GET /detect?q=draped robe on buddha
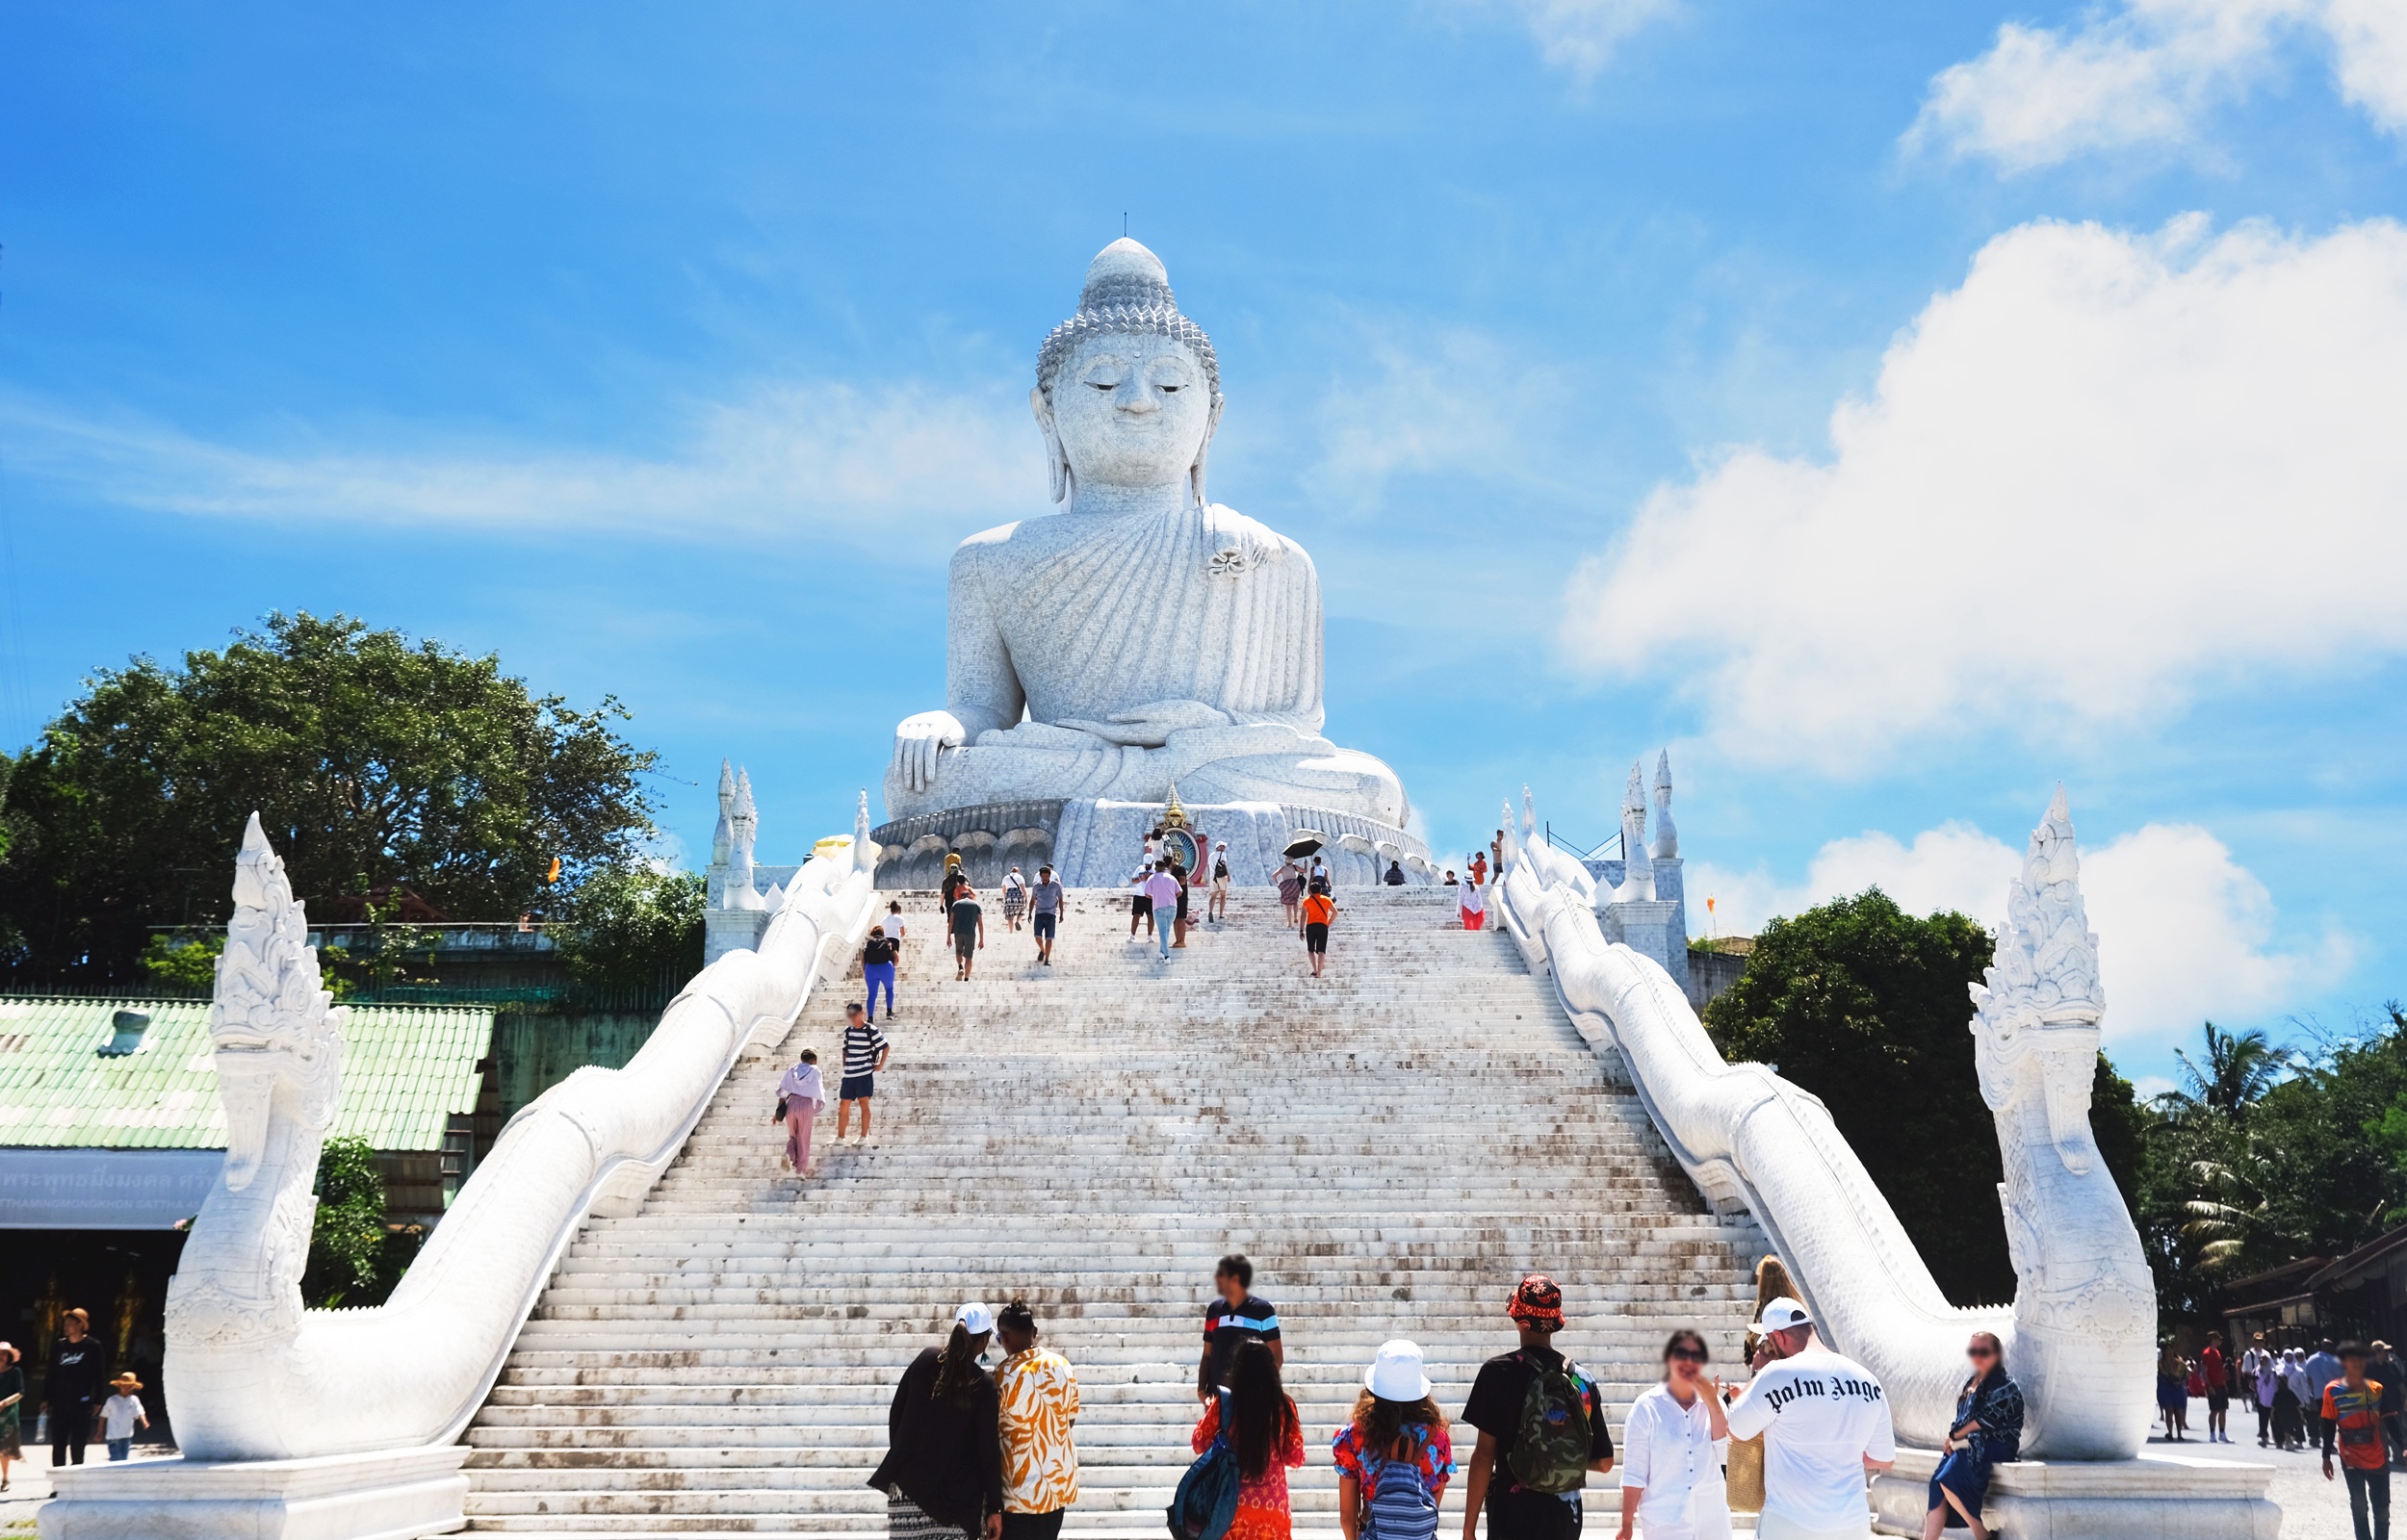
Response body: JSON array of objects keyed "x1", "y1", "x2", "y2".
[{"x1": 880, "y1": 501, "x2": 1406, "y2": 825}]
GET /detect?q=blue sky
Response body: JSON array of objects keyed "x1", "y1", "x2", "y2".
[{"x1": 3, "y1": 1, "x2": 2402, "y2": 1086}]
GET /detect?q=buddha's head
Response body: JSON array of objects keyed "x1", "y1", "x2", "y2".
[{"x1": 1033, "y1": 239, "x2": 1224, "y2": 507}]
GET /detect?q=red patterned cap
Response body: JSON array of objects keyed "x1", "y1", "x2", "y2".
[{"x1": 1509, "y1": 1273, "x2": 1564, "y2": 1329}]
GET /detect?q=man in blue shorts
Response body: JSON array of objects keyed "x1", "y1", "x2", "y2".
[
  {"x1": 837, "y1": 1002, "x2": 890, "y2": 1141},
  {"x1": 1030, "y1": 864, "x2": 1064, "y2": 967}
]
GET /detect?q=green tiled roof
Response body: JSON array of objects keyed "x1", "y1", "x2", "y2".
[{"x1": 0, "y1": 996, "x2": 495, "y2": 1154}]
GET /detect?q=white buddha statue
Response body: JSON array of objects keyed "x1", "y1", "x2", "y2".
[{"x1": 883, "y1": 239, "x2": 1409, "y2": 830}]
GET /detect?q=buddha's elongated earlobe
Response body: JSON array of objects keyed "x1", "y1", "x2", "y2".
[
  {"x1": 1191, "y1": 393, "x2": 1224, "y2": 509},
  {"x1": 1031, "y1": 385, "x2": 1071, "y2": 504}
]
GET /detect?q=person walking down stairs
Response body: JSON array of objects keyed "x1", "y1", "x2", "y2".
[
  {"x1": 1334, "y1": 1340, "x2": 1455, "y2": 1540},
  {"x1": 1192, "y1": 1340, "x2": 1306, "y2": 1540},
  {"x1": 775, "y1": 1047, "x2": 825, "y2": 1175},
  {"x1": 838, "y1": 1004, "x2": 891, "y2": 1142},
  {"x1": 1029, "y1": 864, "x2": 1064, "y2": 966},
  {"x1": 952, "y1": 885, "x2": 987, "y2": 982},
  {"x1": 870, "y1": 1302, "x2": 1004, "y2": 1540},
  {"x1": 995, "y1": 1298, "x2": 1080, "y2": 1540}
]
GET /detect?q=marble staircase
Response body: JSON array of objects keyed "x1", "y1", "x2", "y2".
[{"x1": 461, "y1": 886, "x2": 1767, "y2": 1537}]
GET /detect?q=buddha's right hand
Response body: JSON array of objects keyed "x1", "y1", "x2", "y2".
[{"x1": 892, "y1": 710, "x2": 966, "y2": 792}]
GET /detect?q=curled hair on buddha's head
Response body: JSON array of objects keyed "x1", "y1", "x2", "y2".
[{"x1": 1035, "y1": 240, "x2": 1221, "y2": 406}]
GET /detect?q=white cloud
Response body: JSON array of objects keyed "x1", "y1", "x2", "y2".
[
  {"x1": 0, "y1": 380, "x2": 1042, "y2": 552},
  {"x1": 1908, "y1": 0, "x2": 2407, "y2": 169},
  {"x1": 1560, "y1": 216, "x2": 2407, "y2": 772},
  {"x1": 1688, "y1": 815, "x2": 2345, "y2": 1056},
  {"x1": 1450, "y1": 0, "x2": 1677, "y2": 79}
]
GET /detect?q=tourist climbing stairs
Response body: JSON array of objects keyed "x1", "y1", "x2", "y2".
[{"x1": 461, "y1": 886, "x2": 1767, "y2": 1536}]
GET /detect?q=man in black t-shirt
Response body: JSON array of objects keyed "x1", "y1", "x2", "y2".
[
  {"x1": 1197, "y1": 1253, "x2": 1282, "y2": 1399},
  {"x1": 1460, "y1": 1274, "x2": 1614, "y2": 1540},
  {"x1": 949, "y1": 886, "x2": 986, "y2": 982},
  {"x1": 42, "y1": 1307, "x2": 107, "y2": 1466}
]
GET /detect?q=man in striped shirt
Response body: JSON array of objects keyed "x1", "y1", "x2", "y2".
[{"x1": 836, "y1": 1003, "x2": 891, "y2": 1141}]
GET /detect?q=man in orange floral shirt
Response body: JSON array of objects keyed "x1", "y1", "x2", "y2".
[{"x1": 996, "y1": 1299, "x2": 1081, "y2": 1540}]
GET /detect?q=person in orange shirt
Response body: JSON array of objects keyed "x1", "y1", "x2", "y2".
[
  {"x1": 995, "y1": 1299, "x2": 1080, "y2": 1540},
  {"x1": 1301, "y1": 884, "x2": 1337, "y2": 979},
  {"x1": 2323, "y1": 1342, "x2": 2390, "y2": 1540}
]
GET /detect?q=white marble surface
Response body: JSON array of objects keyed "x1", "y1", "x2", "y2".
[{"x1": 884, "y1": 239, "x2": 1406, "y2": 829}]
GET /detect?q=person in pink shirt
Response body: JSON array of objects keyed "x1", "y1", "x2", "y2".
[{"x1": 1144, "y1": 861, "x2": 1183, "y2": 961}]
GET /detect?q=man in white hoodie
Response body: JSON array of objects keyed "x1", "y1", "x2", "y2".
[{"x1": 1723, "y1": 1298, "x2": 1895, "y2": 1540}]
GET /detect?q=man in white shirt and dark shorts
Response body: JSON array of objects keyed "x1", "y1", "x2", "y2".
[{"x1": 1723, "y1": 1297, "x2": 1895, "y2": 1540}]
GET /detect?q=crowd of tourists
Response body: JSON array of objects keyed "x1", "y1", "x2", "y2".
[{"x1": 864, "y1": 1261, "x2": 1955, "y2": 1540}]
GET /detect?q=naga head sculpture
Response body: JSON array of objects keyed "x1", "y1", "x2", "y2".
[
  {"x1": 212, "y1": 812, "x2": 347, "y2": 1191},
  {"x1": 1969, "y1": 785, "x2": 2106, "y2": 1174}
]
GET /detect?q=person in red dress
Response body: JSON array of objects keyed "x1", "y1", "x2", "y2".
[{"x1": 1192, "y1": 1340, "x2": 1306, "y2": 1540}]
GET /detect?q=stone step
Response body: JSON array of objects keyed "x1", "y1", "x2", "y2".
[{"x1": 462, "y1": 878, "x2": 1757, "y2": 1530}]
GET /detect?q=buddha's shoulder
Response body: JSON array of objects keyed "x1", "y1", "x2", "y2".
[{"x1": 1203, "y1": 504, "x2": 1315, "y2": 568}]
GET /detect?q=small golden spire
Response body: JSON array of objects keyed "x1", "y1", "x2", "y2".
[{"x1": 1164, "y1": 782, "x2": 1187, "y2": 830}]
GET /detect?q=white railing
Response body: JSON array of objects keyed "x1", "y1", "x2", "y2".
[
  {"x1": 1492, "y1": 791, "x2": 2156, "y2": 1459},
  {"x1": 157, "y1": 822, "x2": 881, "y2": 1462}
]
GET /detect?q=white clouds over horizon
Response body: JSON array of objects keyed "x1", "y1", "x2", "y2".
[
  {"x1": 1560, "y1": 215, "x2": 2407, "y2": 773},
  {"x1": 1908, "y1": 0, "x2": 2407, "y2": 170},
  {"x1": 0, "y1": 381, "x2": 1043, "y2": 553},
  {"x1": 1688, "y1": 813, "x2": 2347, "y2": 1058}
]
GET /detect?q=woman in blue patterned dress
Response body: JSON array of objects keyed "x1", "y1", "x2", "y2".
[{"x1": 1922, "y1": 1330, "x2": 2023, "y2": 1540}]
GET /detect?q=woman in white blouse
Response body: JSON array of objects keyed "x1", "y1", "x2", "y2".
[{"x1": 1617, "y1": 1329, "x2": 1733, "y2": 1540}]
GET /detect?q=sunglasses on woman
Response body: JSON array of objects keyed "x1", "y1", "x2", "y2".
[
  {"x1": 1968, "y1": 1348, "x2": 1998, "y2": 1360},
  {"x1": 1669, "y1": 1348, "x2": 1707, "y2": 1363}
]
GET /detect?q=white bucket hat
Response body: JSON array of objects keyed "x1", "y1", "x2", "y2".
[
  {"x1": 1364, "y1": 1338, "x2": 1433, "y2": 1400},
  {"x1": 955, "y1": 1301, "x2": 996, "y2": 1335}
]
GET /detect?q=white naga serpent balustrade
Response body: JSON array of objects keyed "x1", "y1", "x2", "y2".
[
  {"x1": 1492, "y1": 785, "x2": 2157, "y2": 1461},
  {"x1": 42, "y1": 807, "x2": 881, "y2": 1540}
]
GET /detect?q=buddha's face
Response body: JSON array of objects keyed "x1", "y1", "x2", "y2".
[{"x1": 1040, "y1": 332, "x2": 1216, "y2": 492}]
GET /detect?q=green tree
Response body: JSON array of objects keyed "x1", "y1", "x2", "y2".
[
  {"x1": 1704, "y1": 889, "x2": 2011, "y2": 1303},
  {"x1": 301, "y1": 1136, "x2": 406, "y2": 1307},
  {"x1": 2167, "y1": 1023, "x2": 2289, "y2": 1125},
  {"x1": 549, "y1": 865, "x2": 706, "y2": 996},
  {"x1": 0, "y1": 751, "x2": 23, "y2": 966},
  {"x1": 0, "y1": 612, "x2": 660, "y2": 982}
]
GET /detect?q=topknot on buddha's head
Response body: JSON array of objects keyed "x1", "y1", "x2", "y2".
[{"x1": 1036, "y1": 239, "x2": 1220, "y2": 403}]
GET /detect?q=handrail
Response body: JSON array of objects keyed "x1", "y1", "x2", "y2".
[
  {"x1": 1497, "y1": 790, "x2": 2154, "y2": 1458},
  {"x1": 154, "y1": 820, "x2": 881, "y2": 1461}
]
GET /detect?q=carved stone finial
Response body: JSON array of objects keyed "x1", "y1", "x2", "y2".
[
  {"x1": 1970, "y1": 783, "x2": 2106, "y2": 1173},
  {"x1": 1520, "y1": 785, "x2": 1537, "y2": 844},
  {"x1": 1617, "y1": 760, "x2": 1655, "y2": 902},
  {"x1": 1651, "y1": 751, "x2": 1678, "y2": 860},
  {"x1": 712, "y1": 758, "x2": 737, "y2": 867},
  {"x1": 855, "y1": 789, "x2": 874, "y2": 874},
  {"x1": 722, "y1": 767, "x2": 764, "y2": 911},
  {"x1": 165, "y1": 813, "x2": 347, "y2": 1351}
]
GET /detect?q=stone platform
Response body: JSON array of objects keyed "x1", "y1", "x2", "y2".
[{"x1": 868, "y1": 796, "x2": 1433, "y2": 888}]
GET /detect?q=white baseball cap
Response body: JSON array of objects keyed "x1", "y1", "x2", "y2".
[
  {"x1": 1760, "y1": 1296, "x2": 1812, "y2": 1331},
  {"x1": 955, "y1": 1301, "x2": 996, "y2": 1335},
  {"x1": 1363, "y1": 1339, "x2": 1433, "y2": 1401}
]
